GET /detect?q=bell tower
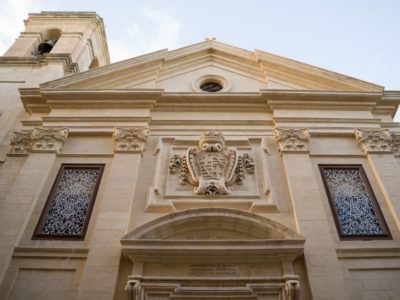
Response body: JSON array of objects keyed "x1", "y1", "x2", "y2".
[
  {"x1": 3, "y1": 11, "x2": 110, "y2": 71},
  {"x1": 0, "y1": 12, "x2": 110, "y2": 160}
]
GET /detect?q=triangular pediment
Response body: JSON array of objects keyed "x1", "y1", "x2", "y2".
[{"x1": 41, "y1": 40, "x2": 383, "y2": 92}]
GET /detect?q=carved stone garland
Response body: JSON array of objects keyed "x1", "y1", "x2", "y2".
[
  {"x1": 169, "y1": 132, "x2": 255, "y2": 195},
  {"x1": 274, "y1": 128, "x2": 310, "y2": 153},
  {"x1": 354, "y1": 128, "x2": 392, "y2": 154},
  {"x1": 113, "y1": 127, "x2": 149, "y2": 153}
]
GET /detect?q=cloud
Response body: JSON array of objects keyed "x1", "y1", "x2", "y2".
[
  {"x1": 0, "y1": 0, "x2": 47, "y2": 55},
  {"x1": 109, "y1": 6, "x2": 181, "y2": 62}
]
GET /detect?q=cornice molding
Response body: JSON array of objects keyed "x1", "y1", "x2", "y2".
[
  {"x1": 255, "y1": 49, "x2": 384, "y2": 92},
  {"x1": 0, "y1": 53, "x2": 79, "y2": 74},
  {"x1": 40, "y1": 49, "x2": 167, "y2": 89},
  {"x1": 35, "y1": 39, "x2": 386, "y2": 92}
]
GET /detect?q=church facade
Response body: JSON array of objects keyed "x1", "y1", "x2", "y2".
[{"x1": 0, "y1": 11, "x2": 400, "y2": 300}]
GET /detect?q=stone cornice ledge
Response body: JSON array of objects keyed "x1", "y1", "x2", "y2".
[
  {"x1": 0, "y1": 53, "x2": 79, "y2": 74},
  {"x1": 336, "y1": 246, "x2": 400, "y2": 259},
  {"x1": 13, "y1": 246, "x2": 89, "y2": 259},
  {"x1": 261, "y1": 89, "x2": 383, "y2": 99},
  {"x1": 20, "y1": 88, "x2": 161, "y2": 112}
]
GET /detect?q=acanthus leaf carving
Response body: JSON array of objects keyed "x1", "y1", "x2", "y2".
[
  {"x1": 31, "y1": 127, "x2": 69, "y2": 152},
  {"x1": 168, "y1": 132, "x2": 255, "y2": 195},
  {"x1": 274, "y1": 128, "x2": 310, "y2": 153},
  {"x1": 113, "y1": 127, "x2": 149, "y2": 153},
  {"x1": 354, "y1": 128, "x2": 392, "y2": 154},
  {"x1": 169, "y1": 154, "x2": 182, "y2": 174},
  {"x1": 9, "y1": 131, "x2": 33, "y2": 155},
  {"x1": 390, "y1": 132, "x2": 400, "y2": 155}
]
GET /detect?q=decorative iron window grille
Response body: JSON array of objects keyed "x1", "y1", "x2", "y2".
[
  {"x1": 33, "y1": 164, "x2": 104, "y2": 240},
  {"x1": 319, "y1": 165, "x2": 391, "y2": 240}
]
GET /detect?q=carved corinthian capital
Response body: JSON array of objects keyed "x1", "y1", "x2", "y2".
[
  {"x1": 9, "y1": 131, "x2": 33, "y2": 155},
  {"x1": 31, "y1": 127, "x2": 69, "y2": 153},
  {"x1": 274, "y1": 128, "x2": 310, "y2": 153},
  {"x1": 354, "y1": 128, "x2": 392, "y2": 154},
  {"x1": 390, "y1": 132, "x2": 400, "y2": 156},
  {"x1": 113, "y1": 127, "x2": 149, "y2": 153}
]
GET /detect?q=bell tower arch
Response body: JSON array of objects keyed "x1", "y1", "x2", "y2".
[
  {"x1": 3, "y1": 11, "x2": 110, "y2": 70},
  {"x1": 0, "y1": 11, "x2": 110, "y2": 160}
]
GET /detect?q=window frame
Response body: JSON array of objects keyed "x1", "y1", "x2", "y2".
[
  {"x1": 33, "y1": 163, "x2": 105, "y2": 241},
  {"x1": 319, "y1": 164, "x2": 391, "y2": 240}
]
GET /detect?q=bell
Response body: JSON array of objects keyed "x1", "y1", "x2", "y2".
[{"x1": 38, "y1": 40, "x2": 57, "y2": 55}]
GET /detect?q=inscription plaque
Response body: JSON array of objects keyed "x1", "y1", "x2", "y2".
[{"x1": 189, "y1": 264, "x2": 239, "y2": 276}]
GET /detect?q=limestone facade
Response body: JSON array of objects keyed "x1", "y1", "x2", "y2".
[{"x1": 0, "y1": 11, "x2": 400, "y2": 300}]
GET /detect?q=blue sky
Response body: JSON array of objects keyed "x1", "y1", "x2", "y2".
[{"x1": 1, "y1": 1, "x2": 399, "y2": 116}]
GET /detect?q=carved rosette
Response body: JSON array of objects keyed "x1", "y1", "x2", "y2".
[
  {"x1": 390, "y1": 132, "x2": 400, "y2": 156},
  {"x1": 354, "y1": 128, "x2": 392, "y2": 154},
  {"x1": 274, "y1": 128, "x2": 310, "y2": 153},
  {"x1": 168, "y1": 132, "x2": 255, "y2": 195},
  {"x1": 113, "y1": 127, "x2": 149, "y2": 153},
  {"x1": 31, "y1": 127, "x2": 69, "y2": 153},
  {"x1": 9, "y1": 131, "x2": 33, "y2": 155}
]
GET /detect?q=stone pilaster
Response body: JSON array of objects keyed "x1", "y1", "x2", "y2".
[
  {"x1": 0, "y1": 153, "x2": 57, "y2": 283},
  {"x1": 354, "y1": 128, "x2": 400, "y2": 230},
  {"x1": 77, "y1": 127, "x2": 149, "y2": 300},
  {"x1": 1, "y1": 127, "x2": 69, "y2": 281},
  {"x1": 274, "y1": 128, "x2": 349, "y2": 300}
]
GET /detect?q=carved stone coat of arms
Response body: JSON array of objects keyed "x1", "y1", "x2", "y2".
[{"x1": 169, "y1": 132, "x2": 254, "y2": 195}]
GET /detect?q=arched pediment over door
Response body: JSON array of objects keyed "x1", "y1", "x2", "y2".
[{"x1": 121, "y1": 208, "x2": 305, "y2": 300}]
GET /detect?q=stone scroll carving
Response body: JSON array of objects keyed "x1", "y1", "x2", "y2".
[
  {"x1": 113, "y1": 127, "x2": 149, "y2": 153},
  {"x1": 9, "y1": 131, "x2": 33, "y2": 155},
  {"x1": 31, "y1": 127, "x2": 69, "y2": 152},
  {"x1": 169, "y1": 132, "x2": 255, "y2": 195},
  {"x1": 274, "y1": 128, "x2": 310, "y2": 153},
  {"x1": 125, "y1": 279, "x2": 142, "y2": 300},
  {"x1": 354, "y1": 128, "x2": 392, "y2": 153},
  {"x1": 285, "y1": 279, "x2": 300, "y2": 300}
]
